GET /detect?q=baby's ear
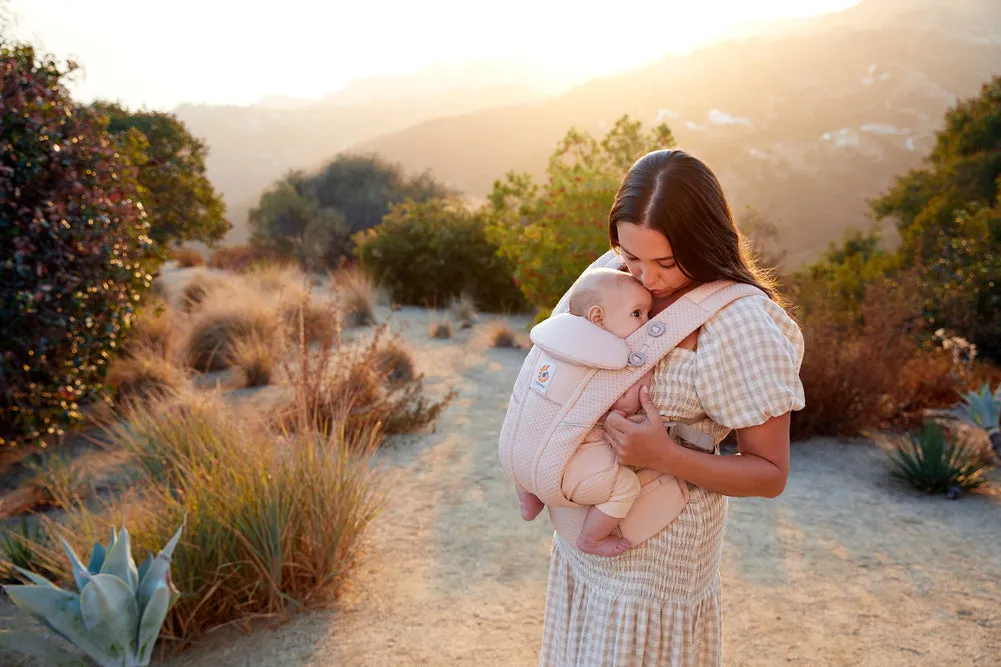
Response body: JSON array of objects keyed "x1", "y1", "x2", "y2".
[{"x1": 587, "y1": 305, "x2": 604, "y2": 327}]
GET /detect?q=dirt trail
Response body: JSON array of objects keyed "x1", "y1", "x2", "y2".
[{"x1": 166, "y1": 307, "x2": 1001, "y2": 667}]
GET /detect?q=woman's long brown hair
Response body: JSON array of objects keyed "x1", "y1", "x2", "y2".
[{"x1": 608, "y1": 149, "x2": 781, "y2": 303}]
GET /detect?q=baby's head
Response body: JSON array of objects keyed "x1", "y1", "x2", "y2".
[{"x1": 568, "y1": 268, "x2": 652, "y2": 339}]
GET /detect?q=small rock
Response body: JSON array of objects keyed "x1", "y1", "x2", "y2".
[{"x1": 946, "y1": 485, "x2": 962, "y2": 500}]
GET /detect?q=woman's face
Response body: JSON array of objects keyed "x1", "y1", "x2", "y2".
[{"x1": 615, "y1": 222, "x2": 694, "y2": 299}]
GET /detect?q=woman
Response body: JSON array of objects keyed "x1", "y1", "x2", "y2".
[{"x1": 539, "y1": 149, "x2": 805, "y2": 666}]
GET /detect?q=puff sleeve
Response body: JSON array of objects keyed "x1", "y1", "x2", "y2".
[{"x1": 694, "y1": 295, "x2": 805, "y2": 430}]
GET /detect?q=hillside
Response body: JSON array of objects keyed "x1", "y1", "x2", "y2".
[
  {"x1": 173, "y1": 61, "x2": 580, "y2": 243},
  {"x1": 355, "y1": 0, "x2": 1001, "y2": 266}
]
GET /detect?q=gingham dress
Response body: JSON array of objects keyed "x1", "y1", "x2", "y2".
[{"x1": 539, "y1": 295, "x2": 806, "y2": 667}]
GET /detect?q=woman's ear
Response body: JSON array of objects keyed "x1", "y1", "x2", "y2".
[{"x1": 587, "y1": 305, "x2": 604, "y2": 327}]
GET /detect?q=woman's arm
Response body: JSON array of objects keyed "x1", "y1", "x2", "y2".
[{"x1": 604, "y1": 386, "x2": 790, "y2": 498}]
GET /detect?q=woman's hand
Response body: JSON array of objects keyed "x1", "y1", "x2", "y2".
[{"x1": 604, "y1": 386, "x2": 678, "y2": 470}]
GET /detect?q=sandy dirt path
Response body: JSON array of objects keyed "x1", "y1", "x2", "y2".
[{"x1": 162, "y1": 308, "x2": 1001, "y2": 667}]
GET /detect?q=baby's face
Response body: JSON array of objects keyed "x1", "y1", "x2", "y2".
[{"x1": 601, "y1": 279, "x2": 653, "y2": 339}]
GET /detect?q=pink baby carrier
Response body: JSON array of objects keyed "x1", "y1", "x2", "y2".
[{"x1": 498, "y1": 250, "x2": 763, "y2": 548}]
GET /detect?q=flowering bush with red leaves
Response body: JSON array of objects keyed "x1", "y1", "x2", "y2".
[{"x1": 0, "y1": 42, "x2": 156, "y2": 446}]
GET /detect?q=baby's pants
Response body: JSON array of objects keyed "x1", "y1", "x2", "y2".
[{"x1": 561, "y1": 431, "x2": 641, "y2": 519}]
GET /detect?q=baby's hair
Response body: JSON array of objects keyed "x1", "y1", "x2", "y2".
[{"x1": 568, "y1": 268, "x2": 637, "y2": 318}]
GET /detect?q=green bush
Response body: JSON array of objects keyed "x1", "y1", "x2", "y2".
[
  {"x1": 485, "y1": 116, "x2": 675, "y2": 312},
  {"x1": 354, "y1": 198, "x2": 526, "y2": 311},
  {"x1": 250, "y1": 155, "x2": 449, "y2": 268},
  {"x1": 871, "y1": 76, "x2": 1001, "y2": 361},
  {"x1": 0, "y1": 42, "x2": 155, "y2": 446}
]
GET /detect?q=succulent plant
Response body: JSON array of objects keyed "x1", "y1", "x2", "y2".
[
  {"x1": 957, "y1": 382, "x2": 1001, "y2": 455},
  {"x1": 0, "y1": 523, "x2": 183, "y2": 667}
]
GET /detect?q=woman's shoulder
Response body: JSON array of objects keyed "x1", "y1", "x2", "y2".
[{"x1": 702, "y1": 293, "x2": 802, "y2": 350}]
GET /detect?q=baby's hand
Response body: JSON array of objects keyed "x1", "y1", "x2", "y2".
[{"x1": 610, "y1": 408, "x2": 629, "y2": 419}]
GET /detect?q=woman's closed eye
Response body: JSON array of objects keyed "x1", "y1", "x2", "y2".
[{"x1": 624, "y1": 253, "x2": 675, "y2": 270}]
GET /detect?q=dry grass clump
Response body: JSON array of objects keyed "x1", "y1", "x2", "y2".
[
  {"x1": 486, "y1": 321, "x2": 519, "y2": 348},
  {"x1": 280, "y1": 287, "x2": 340, "y2": 346},
  {"x1": 336, "y1": 267, "x2": 377, "y2": 327},
  {"x1": 450, "y1": 293, "x2": 479, "y2": 329},
  {"x1": 170, "y1": 247, "x2": 204, "y2": 268},
  {"x1": 227, "y1": 333, "x2": 278, "y2": 388},
  {"x1": 207, "y1": 244, "x2": 262, "y2": 272},
  {"x1": 277, "y1": 310, "x2": 454, "y2": 441},
  {"x1": 372, "y1": 335, "x2": 417, "y2": 384},
  {"x1": 105, "y1": 348, "x2": 187, "y2": 405},
  {"x1": 179, "y1": 270, "x2": 227, "y2": 313},
  {"x1": 430, "y1": 319, "x2": 454, "y2": 340},
  {"x1": 17, "y1": 395, "x2": 382, "y2": 651},
  {"x1": 181, "y1": 291, "x2": 279, "y2": 372},
  {"x1": 244, "y1": 262, "x2": 306, "y2": 297},
  {"x1": 126, "y1": 301, "x2": 174, "y2": 358}
]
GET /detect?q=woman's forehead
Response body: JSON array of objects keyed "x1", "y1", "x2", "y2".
[{"x1": 616, "y1": 223, "x2": 673, "y2": 259}]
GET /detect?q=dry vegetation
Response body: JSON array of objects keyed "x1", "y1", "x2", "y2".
[
  {"x1": 169, "y1": 247, "x2": 204, "y2": 268},
  {"x1": 0, "y1": 262, "x2": 456, "y2": 655},
  {"x1": 790, "y1": 276, "x2": 1001, "y2": 440}
]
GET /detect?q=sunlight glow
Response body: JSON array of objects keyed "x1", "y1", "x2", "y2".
[{"x1": 9, "y1": 0, "x2": 861, "y2": 110}]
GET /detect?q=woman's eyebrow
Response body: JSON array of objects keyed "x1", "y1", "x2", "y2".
[{"x1": 619, "y1": 244, "x2": 674, "y2": 262}]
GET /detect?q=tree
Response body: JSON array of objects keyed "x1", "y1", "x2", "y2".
[
  {"x1": 250, "y1": 154, "x2": 449, "y2": 267},
  {"x1": 354, "y1": 198, "x2": 526, "y2": 311},
  {"x1": 93, "y1": 101, "x2": 229, "y2": 246},
  {"x1": 485, "y1": 116, "x2": 675, "y2": 313},
  {"x1": 871, "y1": 76, "x2": 1001, "y2": 360},
  {"x1": 1, "y1": 42, "x2": 155, "y2": 445}
]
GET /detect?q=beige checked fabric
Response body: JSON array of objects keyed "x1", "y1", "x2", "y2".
[{"x1": 539, "y1": 293, "x2": 805, "y2": 667}]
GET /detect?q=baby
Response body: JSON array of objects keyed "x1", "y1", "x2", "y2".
[{"x1": 517, "y1": 268, "x2": 654, "y2": 557}]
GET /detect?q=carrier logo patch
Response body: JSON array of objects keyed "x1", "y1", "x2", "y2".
[{"x1": 533, "y1": 363, "x2": 555, "y2": 394}]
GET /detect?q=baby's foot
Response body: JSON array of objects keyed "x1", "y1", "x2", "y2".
[
  {"x1": 517, "y1": 490, "x2": 545, "y2": 521},
  {"x1": 577, "y1": 535, "x2": 632, "y2": 557}
]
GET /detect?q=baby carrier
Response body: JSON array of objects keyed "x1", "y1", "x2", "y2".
[{"x1": 497, "y1": 250, "x2": 763, "y2": 548}]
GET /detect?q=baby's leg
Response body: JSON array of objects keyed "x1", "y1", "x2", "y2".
[
  {"x1": 577, "y1": 506, "x2": 631, "y2": 557},
  {"x1": 515, "y1": 487, "x2": 544, "y2": 521}
]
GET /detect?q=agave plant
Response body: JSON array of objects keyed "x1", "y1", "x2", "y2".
[
  {"x1": 0, "y1": 523, "x2": 183, "y2": 667},
  {"x1": 957, "y1": 382, "x2": 1001, "y2": 456},
  {"x1": 888, "y1": 421, "x2": 989, "y2": 495}
]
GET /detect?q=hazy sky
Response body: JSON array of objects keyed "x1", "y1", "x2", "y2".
[{"x1": 8, "y1": 0, "x2": 860, "y2": 110}]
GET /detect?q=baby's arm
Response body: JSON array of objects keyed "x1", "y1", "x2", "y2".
[{"x1": 610, "y1": 370, "x2": 654, "y2": 417}]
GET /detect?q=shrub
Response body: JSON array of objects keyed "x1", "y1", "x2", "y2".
[
  {"x1": 485, "y1": 116, "x2": 675, "y2": 312},
  {"x1": 280, "y1": 288, "x2": 339, "y2": 346},
  {"x1": 169, "y1": 247, "x2": 204, "y2": 268},
  {"x1": 0, "y1": 42, "x2": 155, "y2": 446},
  {"x1": 0, "y1": 518, "x2": 54, "y2": 585},
  {"x1": 335, "y1": 266, "x2": 377, "y2": 327},
  {"x1": 372, "y1": 335, "x2": 416, "y2": 384},
  {"x1": 105, "y1": 348, "x2": 186, "y2": 405},
  {"x1": 207, "y1": 244, "x2": 263, "y2": 272},
  {"x1": 227, "y1": 334, "x2": 277, "y2": 388},
  {"x1": 278, "y1": 315, "x2": 454, "y2": 441},
  {"x1": 871, "y1": 77, "x2": 1001, "y2": 362},
  {"x1": 21, "y1": 396, "x2": 382, "y2": 651},
  {"x1": 887, "y1": 421, "x2": 990, "y2": 494},
  {"x1": 96, "y1": 101, "x2": 230, "y2": 247},
  {"x1": 178, "y1": 270, "x2": 226, "y2": 313},
  {"x1": 487, "y1": 321, "x2": 519, "y2": 348},
  {"x1": 354, "y1": 198, "x2": 526, "y2": 312},
  {"x1": 450, "y1": 293, "x2": 479, "y2": 329},
  {"x1": 250, "y1": 155, "x2": 449, "y2": 268},
  {"x1": 430, "y1": 319, "x2": 454, "y2": 340},
  {"x1": 125, "y1": 301, "x2": 174, "y2": 359},
  {"x1": 789, "y1": 270, "x2": 1000, "y2": 439},
  {"x1": 181, "y1": 292, "x2": 279, "y2": 372}
]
